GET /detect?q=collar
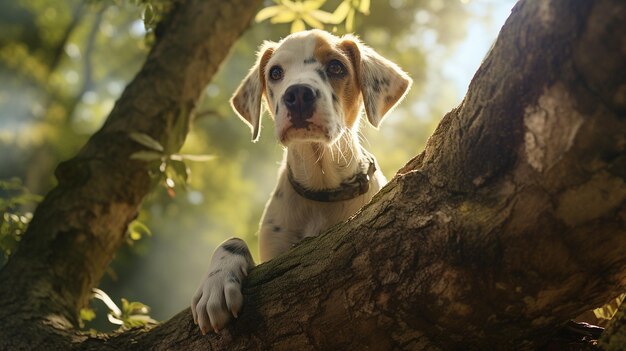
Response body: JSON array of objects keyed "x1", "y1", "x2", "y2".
[{"x1": 287, "y1": 152, "x2": 378, "y2": 202}]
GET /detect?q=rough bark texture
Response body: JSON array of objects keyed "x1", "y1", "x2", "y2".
[
  {"x1": 1, "y1": 0, "x2": 625, "y2": 350},
  {"x1": 0, "y1": 0, "x2": 261, "y2": 349}
]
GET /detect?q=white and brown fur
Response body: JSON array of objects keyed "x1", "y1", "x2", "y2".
[{"x1": 191, "y1": 30, "x2": 411, "y2": 334}]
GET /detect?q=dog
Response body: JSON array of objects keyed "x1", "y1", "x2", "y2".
[{"x1": 191, "y1": 29, "x2": 411, "y2": 334}]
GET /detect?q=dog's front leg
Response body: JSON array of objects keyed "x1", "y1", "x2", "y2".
[{"x1": 190, "y1": 237, "x2": 254, "y2": 334}]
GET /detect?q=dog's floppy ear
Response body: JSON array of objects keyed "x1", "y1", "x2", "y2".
[
  {"x1": 230, "y1": 42, "x2": 276, "y2": 142},
  {"x1": 341, "y1": 37, "x2": 412, "y2": 128}
]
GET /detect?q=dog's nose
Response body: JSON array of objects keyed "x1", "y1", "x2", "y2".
[{"x1": 283, "y1": 84, "x2": 316, "y2": 121}]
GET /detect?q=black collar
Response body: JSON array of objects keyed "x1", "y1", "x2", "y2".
[{"x1": 287, "y1": 153, "x2": 377, "y2": 202}]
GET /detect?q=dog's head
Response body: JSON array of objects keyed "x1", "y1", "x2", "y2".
[{"x1": 231, "y1": 30, "x2": 412, "y2": 145}]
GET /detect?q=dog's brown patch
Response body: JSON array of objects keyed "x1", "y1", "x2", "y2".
[
  {"x1": 259, "y1": 47, "x2": 275, "y2": 99},
  {"x1": 339, "y1": 39, "x2": 362, "y2": 128},
  {"x1": 312, "y1": 35, "x2": 362, "y2": 129}
]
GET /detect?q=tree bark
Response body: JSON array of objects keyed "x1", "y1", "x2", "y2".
[
  {"x1": 2, "y1": 0, "x2": 626, "y2": 350},
  {"x1": 0, "y1": 0, "x2": 261, "y2": 349}
]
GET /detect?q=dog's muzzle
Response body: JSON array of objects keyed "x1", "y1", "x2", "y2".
[{"x1": 283, "y1": 84, "x2": 317, "y2": 128}]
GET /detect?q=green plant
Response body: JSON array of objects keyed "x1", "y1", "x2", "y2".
[
  {"x1": 594, "y1": 293, "x2": 626, "y2": 322},
  {"x1": 126, "y1": 219, "x2": 152, "y2": 244},
  {"x1": 130, "y1": 0, "x2": 174, "y2": 31},
  {"x1": 83, "y1": 288, "x2": 157, "y2": 329},
  {"x1": 255, "y1": 0, "x2": 370, "y2": 33},
  {"x1": 129, "y1": 132, "x2": 214, "y2": 197},
  {"x1": 0, "y1": 179, "x2": 42, "y2": 261}
]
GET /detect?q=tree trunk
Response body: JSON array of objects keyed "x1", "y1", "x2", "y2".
[
  {"x1": 1, "y1": 0, "x2": 625, "y2": 350},
  {"x1": 0, "y1": 0, "x2": 261, "y2": 349}
]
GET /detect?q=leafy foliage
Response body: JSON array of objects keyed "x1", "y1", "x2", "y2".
[
  {"x1": 0, "y1": 0, "x2": 499, "y2": 326},
  {"x1": 255, "y1": 0, "x2": 370, "y2": 32},
  {"x1": 127, "y1": 219, "x2": 152, "y2": 243},
  {"x1": 594, "y1": 293, "x2": 626, "y2": 322},
  {"x1": 129, "y1": 132, "x2": 214, "y2": 197},
  {"x1": 0, "y1": 178, "x2": 41, "y2": 262},
  {"x1": 86, "y1": 288, "x2": 157, "y2": 330},
  {"x1": 600, "y1": 297, "x2": 626, "y2": 351},
  {"x1": 126, "y1": 0, "x2": 174, "y2": 34},
  {"x1": 79, "y1": 306, "x2": 97, "y2": 328},
  {"x1": 330, "y1": 0, "x2": 370, "y2": 32}
]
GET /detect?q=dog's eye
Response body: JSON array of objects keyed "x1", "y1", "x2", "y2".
[
  {"x1": 269, "y1": 66, "x2": 283, "y2": 81},
  {"x1": 326, "y1": 60, "x2": 346, "y2": 76}
]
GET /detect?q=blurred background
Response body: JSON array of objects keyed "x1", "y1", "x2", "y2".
[{"x1": 0, "y1": 0, "x2": 516, "y2": 331}]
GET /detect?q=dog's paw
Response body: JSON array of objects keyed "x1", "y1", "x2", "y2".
[{"x1": 191, "y1": 239, "x2": 253, "y2": 334}]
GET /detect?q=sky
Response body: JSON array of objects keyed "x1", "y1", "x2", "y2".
[
  {"x1": 444, "y1": 0, "x2": 517, "y2": 100},
  {"x1": 403, "y1": 0, "x2": 517, "y2": 124}
]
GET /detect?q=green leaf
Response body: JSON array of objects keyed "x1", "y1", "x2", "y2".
[
  {"x1": 159, "y1": 108, "x2": 190, "y2": 155},
  {"x1": 270, "y1": 11, "x2": 298, "y2": 24},
  {"x1": 302, "y1": 0, "x2": 326, "y2": 11},
  {"x1": 121, "y1": 298, "x2": 130, "y2": 313},
  {"x1": 170, "y1": 154, "x2": 215, "y2": 162},
  {"x1": 329, "y1": 1, "x2": 351, "y2": 23},
  {"x1": 128, "y1": 220, "x2": 152, "y2": 241},
  {"x1": 169, "y1": 160, "x2": 189, "y2": 185},
  {"x1": 130, "y1": 150, "x2": 163, "y2": 161},
  {"x1": 124, "y1": 314, "x2": 157, "y2": 328},
  {"x1": 280, "y1": 0, "x2": 299, "y2": 12},
  {"x1": 255, "y1": 5, "x2": 284, "y2": 22},
  {"x1": 129, "y1": 231, "x2": 141, "y2": 241},
  {"x1": 358, "y1": 0, "x2": 370, "y2": 14},
  {"x1": 143, "y1": 4, "x2": 154, "y2": 25},
  {"x1": 80, "y1": 308, "x2": 96, "y2": 322},
  {"x1": 291, "y1": 18, "x2": 306, "y2": 32},
  {"x1": 302, "y1": 13, "x2": 325, "y2": 29},
  {"x1": 18, "y1": 194, "x2": 42, "y2": 205},
  {"x1": 0, "y1": 178, "x2": 23, "y2": 191},
  {"x1": 129, "y1": 315, "x2": 156, "y2": 323},
  {"x1": 128, "y1": 220, "x2": 151, "y2": 241},
  {"x1": 593, "y1": 293, "x2": 626, "y2": 321},
  {"x1": 345, "y1": 7, "x2": 355, "y2": 31},
  {"x1": 126, "y1": 301, "x2": 150, "y2": 314},
  {"x1": 115, "y1": 297, "x2": 157, "y2": 328},
  {"x1": 0, "y1": 179, "x2": 41, "y2": 215},
  {"x1": 129, "y1": 132, "x2": 164, "y2": 152},
  {"x1": 309, "y1": 9, "x2": 337, "y2": 24}
]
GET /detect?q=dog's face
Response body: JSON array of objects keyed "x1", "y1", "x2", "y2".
[{"x1": 231, "y1": 30, "x2": 411, "y2": 145}]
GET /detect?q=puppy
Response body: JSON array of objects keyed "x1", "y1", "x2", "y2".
[{"x1": 191, "y1": 29, "x2": 411, "y2": 334}]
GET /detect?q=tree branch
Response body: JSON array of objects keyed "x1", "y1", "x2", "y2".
[
  {"x1": 0, "y1": 0, "x2": 261, "y2": 347},
  {"x1": 81, "y1": 0, "x2": 626, "y2": 350},
  {"x1": 2, "y1": 0, "x2": 625, "y2": 350}
]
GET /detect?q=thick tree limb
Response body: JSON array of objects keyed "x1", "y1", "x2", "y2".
[
  {"x1": 1, "y1": 0, "x2": 625, "y2": 350},
  {"x1": 80, "y1": 0, "x2": 626, "y2": 350},
  {"x1": 0, "y1": 0, "x2": 261, "y2": 349},
  {"x1": 89, "y1": 0, "x2": 625, "y2": 350}
]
